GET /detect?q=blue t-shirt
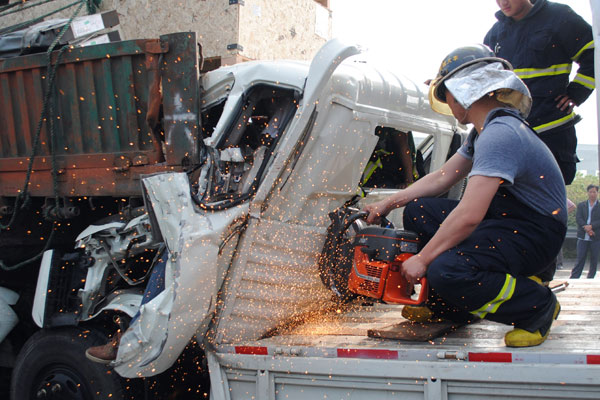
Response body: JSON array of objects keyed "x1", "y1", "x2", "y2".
[{"x1": 457, "y1": 108, "x2": 567, "y2": 226}]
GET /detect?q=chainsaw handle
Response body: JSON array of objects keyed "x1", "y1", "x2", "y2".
[
  {"x1": 392, "y1": 253, "x2": 428, "y2": 306},
  {"x1": 349, "y1": 210, "x2": 393, "y2": 229},
  {"x1": 343, "y1": 211, "x2": 369, "y2": 232},
  {"x1": 404, "y1": 277, "x2": 428, "y2": 306}
]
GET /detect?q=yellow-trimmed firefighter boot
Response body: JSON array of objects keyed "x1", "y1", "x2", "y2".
[{"x1": 504, "y1": 294, "x2": 560, "y2": 348}]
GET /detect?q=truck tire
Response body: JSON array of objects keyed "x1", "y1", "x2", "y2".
[{"x1": 10, "y1": 327, "x2": 126, "y2": 400}]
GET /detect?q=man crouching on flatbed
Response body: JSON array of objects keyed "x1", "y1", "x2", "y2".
[{"x1": 363, "y1": 44, "x2": 567, "y2": 347}]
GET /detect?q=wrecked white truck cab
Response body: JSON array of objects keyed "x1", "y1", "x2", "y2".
[
  {"x1": 89, "y1": 39, "x2": 463, "y2": 378},
  {"x1": 6, "y1": 33, "x2": 599, "y2": 399}
]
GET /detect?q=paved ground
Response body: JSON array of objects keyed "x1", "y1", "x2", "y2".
[{"x1": 555, "y1": 257, "x2": 599, "y2": 279}]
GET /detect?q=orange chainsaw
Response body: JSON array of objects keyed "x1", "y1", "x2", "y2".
[{"x1": 319, "y1": 208, "x2": 428, "y2": 305}]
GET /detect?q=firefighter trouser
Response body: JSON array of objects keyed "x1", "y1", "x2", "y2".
[
  {"x1": 534, "y1": 125, "x2": 576, "y2": 282},
  {"x1": 403, "y1": 192, "x2": 566, "y2": 330},
  {"x1": 538, "y1": 124, "x2": 577, "y2": 185}
]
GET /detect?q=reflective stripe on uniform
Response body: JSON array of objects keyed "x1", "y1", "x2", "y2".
[
  {"x1": 515, "y1": 63, "x2": 571, "y2": 79},
  {"x1": 533, "y1": 111, "x2": 576, "y2": 133},
  {"x1": 470, "y1": 274, "x2": 516, "y2": 319},
  {"x1": 573, "y1": 73, "x2": 595, "y2": 90},
  {"x1": 572, "y1": 40, "x2": 594, "y2": 62},
  {"x1": 361, "y1": 158, "x2": 383, "y2": 185}
]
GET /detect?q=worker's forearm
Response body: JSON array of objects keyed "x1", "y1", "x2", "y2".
[{"x1": 381, "y1": 167, "x2": 463, "y2": 213}]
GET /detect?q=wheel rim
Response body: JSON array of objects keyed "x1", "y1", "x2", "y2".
[{"x1": 32, "y1": 364, "x2": 91, "y2": 400}]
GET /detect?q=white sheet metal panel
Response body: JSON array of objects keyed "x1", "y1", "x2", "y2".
[
  {"x1": 212, "y1": 50, "x2": 461, "y2": 345},
  {"x1": 328, "y1": 62, "x2": 457, "y2": 136},
  {"x1": 262, "y1": 104, "x2": 376, "y2": 223},
  {"x1": 213, "y1": 217, "x2": 334, "y2": 344},
  {"x1": 114, "y1": 172, "x2": 248, "y2": 377},
  {"x1": 212, "y1": 104, "x2": 379, "y2": 344}
]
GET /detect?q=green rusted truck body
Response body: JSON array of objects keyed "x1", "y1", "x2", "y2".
[{"x1": 0, "y1": 32, "x2": 201, "y2": 198}]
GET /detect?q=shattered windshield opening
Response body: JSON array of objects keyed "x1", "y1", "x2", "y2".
[
  {"x1": 192, "y1": 84, "x2": 299, "y2": 210},
  {"x1": 201, "y1": 100, "x2": 225, "y2": 139}
]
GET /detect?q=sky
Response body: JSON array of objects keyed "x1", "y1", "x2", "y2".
[{"x1": 329, "y1": 0, "x2": 599, "y2": 145}]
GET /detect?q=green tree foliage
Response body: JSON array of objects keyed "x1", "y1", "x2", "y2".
[{"x1": 566, "y1": 172, "x2": 600, "y2": 227}]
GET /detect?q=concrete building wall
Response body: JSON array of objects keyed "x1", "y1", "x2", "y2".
[
  {"x1": 1, "y1": 0, "x2": 330, "y2": 63},
  {"x1": 237, "y1": 0, "x2": 331, "y2": 61},
  {"x1": 0, "y1": 0, "x2": 239, "y2": 59},
  {"x1": 98, "y1": 0, "x2": 239, "y2": 59}
]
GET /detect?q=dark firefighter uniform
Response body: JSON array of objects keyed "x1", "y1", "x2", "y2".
[
  {"x1": 403, "y1": 108, "x2": 567, "y2": 335},
  {"x1": 484, "y1": 0, "x2": 595, "y2": 185}
]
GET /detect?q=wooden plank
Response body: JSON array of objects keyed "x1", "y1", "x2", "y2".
[{"x1": 368, "y1": 320, "x2": 467, "y2": 342}]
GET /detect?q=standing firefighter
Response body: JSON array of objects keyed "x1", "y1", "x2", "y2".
[
  {"x1": 484, "y1": 0, "x2": 595, "y2": 283},
  {"x1": 363, "y1": 45, "x2": 567, "y2": 347},
  {"x1": 484, "y1": 0, "x2": 595, "y2": 186}
]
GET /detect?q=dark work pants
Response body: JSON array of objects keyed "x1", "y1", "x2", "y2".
[
  {"x1": 570, "y1": 239, "x2": 600, "y2": 279},
  {"x1": 403, "y1": 192, "x2": 566, "y2": 330},
  {"x1": 539, "y1": 124, "x2": 577, "y2": 186},
  {"x1": 536, "y1": 125, "x2": 576, "y2": 282}
]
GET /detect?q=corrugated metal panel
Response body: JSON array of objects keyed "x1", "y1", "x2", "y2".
[
  {"x1": 0, "y1": 32, "x2": 200, "y2": 197},
  {"x1": 214, "y1": 218, "x2": 334, "y2": 344},
  {"x1": 0, "y1": 38, "x2": 155, "y2": 161}
]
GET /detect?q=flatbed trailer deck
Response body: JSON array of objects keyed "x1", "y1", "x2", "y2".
[{"x1": 209, "y1": 279, "x2": 600, "y2": 399}]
